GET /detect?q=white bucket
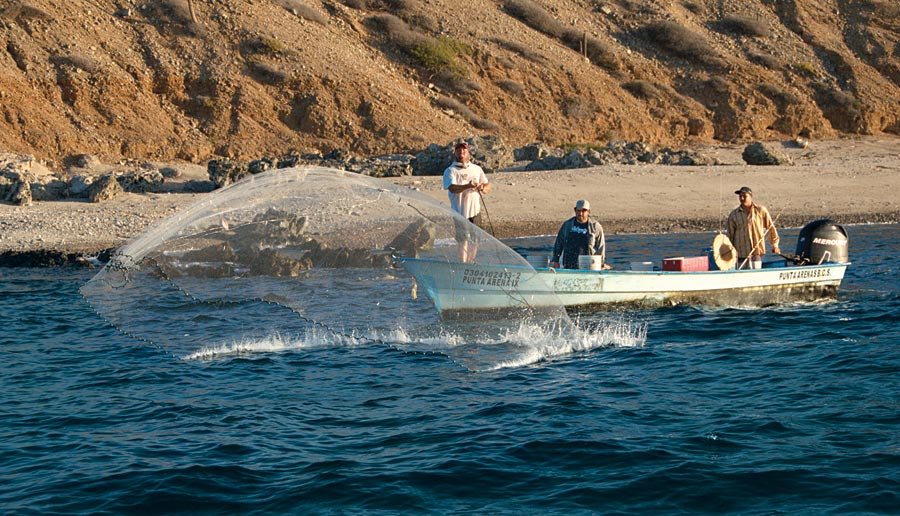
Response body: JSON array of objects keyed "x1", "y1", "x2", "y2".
[
  {"x1": 578, "y1": 255, "x2": 603, "y2": 270},
  {"x1": 630, "y1": 261, "x2": 654, "y2": 271},
  {"x1": 526, "y1": 253, "x2": 549, "y2": 269}
]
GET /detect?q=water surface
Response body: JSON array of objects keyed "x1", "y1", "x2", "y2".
[{"x1": 2, "y1": 224, "x2": 898, "y2": 514}]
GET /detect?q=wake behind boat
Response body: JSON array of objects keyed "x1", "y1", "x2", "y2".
[{"x1": 400, "y1": 220, "x2": 850, "y2": 319}]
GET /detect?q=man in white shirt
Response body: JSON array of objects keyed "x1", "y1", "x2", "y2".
[{"x1": 443, "y1": 141, "x2": 491, "y2": 262}]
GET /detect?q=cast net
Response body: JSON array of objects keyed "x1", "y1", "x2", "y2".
[{"x1": 81, "y1": 167, "x2": 643, "y2": 370}]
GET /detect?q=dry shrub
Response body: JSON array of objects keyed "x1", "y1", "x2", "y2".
[
  {"x1": 492, "y1": 38, "x2": 546, "y2": 63},
  {"x1": 504, "y1": 0, "x2": 618, "y2": 71},
  {"x1": 717, "y1": 14, "x2": 770, "y2": 38},
  {"x1": 161, "y1": 0, "x2": 193, "y2": 22},
  {"x1": 705, "y1": 75, "x2": 731, "y2": 93},
  {"x1": 749, "y1": 52, "x2": 781, "y2": 69},
  {"x1": 654, "y1": 83, "x2": 695, "y2": 108},
  {"x1": 643, "y1": 20, "x2": 724, "y2": 67},
  {"x1": 407, "y1": 13, "x2": 438, "y2": 32},
  {"x1": 497, "y1": 79, "x2": 525, "y2": 95},
  {"x1": 344, "y1": 0, "x2": 420, "y2": 12},
  {"x1": 682, "y1": 1, "x2": 704, "y2": 15},
  {"x1": 276, "y1": 0, "x2": 329, "y2": 25},
  {"x1": 247, "y1": 61, "x2": 290, "y2": 84},
  {"x1": 436, "y1": 95, "x2": 477, "y2": 122},
  {"x1": 368, "y1": 13, "x2": 428, "y2": 49},
  {"x1": 561, "y1": 30, "x2": 619, "y2": 71},
  {"x1": 434, "y1": 70, "x2": 480, "y2": 95},
  {"x1": 496, "y1": 56, "x2": 516, "y2": 69},
  {"x1": 813, "y1": 84, "x2": 866, "y2": 131},
  {"x1": 381, "y1": 0, "x2": 420, "y2": 11},
  {"x1": 471, "y1": 118, "x2": 499, "y2": 131},
  {"x1": 503, "y1": 0, "x2": 565, "y2": 38},
  {"x1": 0, "y1": 2, "x2": 51, "y2": 21},
  {"x1": 622, "y1": 80, "x2": 662, "y2": 100},
  {"x1": 51, "y1": 53, "x2": 101, "y2": 74},
  {"x1": 757, "y1": 83, "x2": 801, "y2": 106},
  {"x1": 434, "y1": 96, "x2": 495, "y2": 129},
  {"x1": 820, "y1": 87, "x2": 864, "y2": 117},
  {"x1": 561, "y1": 96, "x2": 596, "y2": 120},
  {"x1": 869, "y1": 0, "x2": 900, "y2": 19},
  {"x1": 340, "y1": 0, "x2": 368, "y2": 8},
  {"x1": 143, "y1": 0, "x2": 205, "y2": 36}
]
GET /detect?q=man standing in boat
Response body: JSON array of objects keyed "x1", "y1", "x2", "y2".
[
  {"x1": 727, "y1": 186, "x2": 780, "y2": 269},
  {"x1": 551, "y1": 200, "x2": 606, "y2": 269},
  {"x1": 443, "y1": 141, "x2": 491, "y2": 262}
]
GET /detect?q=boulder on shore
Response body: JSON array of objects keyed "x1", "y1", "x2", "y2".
[{"x1": 742, "y1": 142, "x2": 794, "y2": 165}]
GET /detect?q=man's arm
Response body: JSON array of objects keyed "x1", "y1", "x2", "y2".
[
  {"x1": 763, "y1": 208, "x2": 780, "y2": 254},
  {"x1": 594, "y1": 223, "x2": 606, "y2": 259},
  {"x1": 550, "y1": 221, "x2": 568, "y2": 266},
  {"x1": 447, "y1": 183, "x2": 477, "y2": 194}
]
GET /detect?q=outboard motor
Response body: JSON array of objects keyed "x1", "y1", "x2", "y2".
[{"x1": 795, "y1": 219, "x2": 849, "y2": 264}]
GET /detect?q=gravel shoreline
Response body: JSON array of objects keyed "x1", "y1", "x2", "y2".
[
  {"x1": 2, "y1": 193, "x2": 897, "y2": 267},
  {"x1": 4, "y1": 136, "x2": 899, "y2": 267}
]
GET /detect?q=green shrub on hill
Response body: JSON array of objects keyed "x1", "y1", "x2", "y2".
[{"x1": 411, "y1": 36, "x2": 472, "y2": 74}]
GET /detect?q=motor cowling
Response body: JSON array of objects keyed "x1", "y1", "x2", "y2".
[{"x1": 795, "y1": 219, "x2": 849, "y2": 264}]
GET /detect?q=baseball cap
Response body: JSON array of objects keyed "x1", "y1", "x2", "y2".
[
  {"x1": 575, "y1": 200, "x2": 590, "y2": 210},
  {"x1": 734, "y1": 186, "x2": 753, "y2": 195}
]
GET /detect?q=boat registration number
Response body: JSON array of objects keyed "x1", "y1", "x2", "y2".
[{"x1": 553, "y1": 276, "x2": 603, "y2": 292}]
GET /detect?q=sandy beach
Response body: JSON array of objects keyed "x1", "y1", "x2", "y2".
[{"x1": 1, "y1": 136, "x2": 898, "y2": 261}]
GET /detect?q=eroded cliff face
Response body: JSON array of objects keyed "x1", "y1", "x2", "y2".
[{"x1": 1, "y1": 0, "x2": 898, "y2": 164}]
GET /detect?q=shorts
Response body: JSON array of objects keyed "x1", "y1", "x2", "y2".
[{"x1": 453, "y1": 212, "x2": 484, "y2": 242}]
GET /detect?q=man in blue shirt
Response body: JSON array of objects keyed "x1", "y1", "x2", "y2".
[{"x1": 551, "y1": 200, "x2": 605, "y2": 269}]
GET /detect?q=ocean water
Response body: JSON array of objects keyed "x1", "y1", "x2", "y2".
[{"x1": 2, "y1": 224, "x2": 898, "y2": 515}]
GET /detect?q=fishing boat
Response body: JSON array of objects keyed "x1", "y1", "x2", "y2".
[{"x1": 400, "y1": 220, "x2": 850, "y2": 319}]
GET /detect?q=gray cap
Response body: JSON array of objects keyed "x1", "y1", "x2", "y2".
[{"x1": 575, "y1": 200, "x2": 590, "y2": 210}]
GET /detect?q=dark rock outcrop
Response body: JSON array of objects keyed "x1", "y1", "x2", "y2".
[
  {"x1": 385, "y1": 220, "x2": 436, "y2": 258},
  {"x1": 524, "y1": 141, "x2": 719, "y2": 170},
  {"x1": 742, "y1": 142, "x2": 794, "y2": 165},
  {"x1": 514, "y1": 142, "x2": 561, "y2": 162},
  {"x1": 117, "y1": 168, "x2": 165, "y2": 193},
  {"x1": 208, "y1": 159, "x2": 251, "y2": 188},
  {"x1": 412, "y1": 135, "x2": 514, "y2": 176},
  {"x1": 87, "y1": 174, "x2": 123, "y2": 203},
  {"x1": 1, "y1": 168, "x2": 35, "y2": 205}
]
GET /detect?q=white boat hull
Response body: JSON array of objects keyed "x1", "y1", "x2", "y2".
[{"x1": 399, "y1": 258, "x2": 847, "y2": 318}]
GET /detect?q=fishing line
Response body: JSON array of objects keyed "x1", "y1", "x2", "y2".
[{"x1": 477, "y1": 189, "x2": 496, "y2": 238}]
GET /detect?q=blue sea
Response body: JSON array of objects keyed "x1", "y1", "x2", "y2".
[{"x1": 2, "y1": 224, "x2": 898, "y2": 515}]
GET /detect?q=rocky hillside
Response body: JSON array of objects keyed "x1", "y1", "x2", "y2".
[{"x1": 1, "y1": 0, "x2": 898, "y2": 166}]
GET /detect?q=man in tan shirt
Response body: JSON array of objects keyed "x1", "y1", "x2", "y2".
[{"x1": 726, "y1": 186, "x2": 780, "y2": 269}]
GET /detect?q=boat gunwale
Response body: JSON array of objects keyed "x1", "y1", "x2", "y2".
[{"x1": 398, "y1": 257, "x2": 850, "y2": 275}]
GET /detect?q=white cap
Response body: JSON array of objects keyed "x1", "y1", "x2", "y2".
[{"x1": 575, "y1": 200, "x2": 590, "y2": 210}]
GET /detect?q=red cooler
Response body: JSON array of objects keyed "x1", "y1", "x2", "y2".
[{"x1": 662, "y1": 256, "x2": 709, "y2": 271}]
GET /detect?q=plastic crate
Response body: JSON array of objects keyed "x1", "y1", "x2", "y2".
[{"x1": 662, "y1": 256, "x2": 709, "y2": 272}]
